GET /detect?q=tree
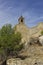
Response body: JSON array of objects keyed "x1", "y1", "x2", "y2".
[{"x1": 0, "y1": 24, "x2": 23, "y2": 56}]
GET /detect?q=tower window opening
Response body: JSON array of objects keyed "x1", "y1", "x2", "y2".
[{"x1": 21, "y1": 19, "x2": 23, "y2": 22}]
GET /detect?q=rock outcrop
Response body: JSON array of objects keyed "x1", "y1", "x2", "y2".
[
  {"x1": 39, "y1": 36, "x2": 43, "y2": 45},
  {"x1": 6, "y1": 16, "x2": 43, "y2": 65},
  {"x1": 7, "y1": 46, "x2": 43, "y2": 65}
]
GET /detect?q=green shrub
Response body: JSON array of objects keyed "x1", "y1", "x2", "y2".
[{"x1": 0, "y1": 24, "x2": 23, "y2": 56}]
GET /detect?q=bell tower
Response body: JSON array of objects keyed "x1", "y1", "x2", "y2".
[{"x1": 18, "y1": 16, "x2": 24, "y2": 24}]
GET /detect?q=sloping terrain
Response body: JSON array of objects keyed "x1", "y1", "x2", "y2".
[
  {"x1": 6, "y1": 22, "x2": 43, "y2": 65},
  {"x1": 7, "y1": 45, "x2": 43, "y2": 65}
]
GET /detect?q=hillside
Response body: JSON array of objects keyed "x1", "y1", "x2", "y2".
[
  {"x1": 7, "y1": 16, "x2": 43, "y2": 65},
  {"x1": 7, "y1": 45, "x2": 43, "y2": 65}
]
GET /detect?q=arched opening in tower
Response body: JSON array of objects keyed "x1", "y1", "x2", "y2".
[{"x1": 21, "y1": 19, "x2": 23, "y2": 23}]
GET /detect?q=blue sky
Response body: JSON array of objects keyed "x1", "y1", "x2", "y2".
[{"x1": 0, "y1": 0, "x2": 43, "y2": 28}]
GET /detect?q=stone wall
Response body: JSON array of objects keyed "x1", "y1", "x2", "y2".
[{"x1": 15, "y1": 22, "x2": 43, "y2": 43}]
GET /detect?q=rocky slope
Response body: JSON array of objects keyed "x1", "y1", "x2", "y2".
[
  {"x1": 7, "y1": 45, "x2": 43, "y2": 65},
  {"x1": 4, "y1": 17, "x2": 43, "y2": 65}
]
